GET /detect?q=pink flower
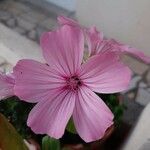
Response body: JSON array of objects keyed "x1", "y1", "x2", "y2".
[
  {"x1": 0, "y1": 72, "x2": 15, "y2": 100},
  {"x1": 86, "y1": 26, "x2": 103, "y2": 56},
  {"x1": 88, "y1": 38, "x2": 150, "y2": 64},
  {"x1": 58, "y1": 16, "x2": 150, "y2": 64},
  {"x1": 14, "y1": 25, "x2": 131, "y2": 142}
]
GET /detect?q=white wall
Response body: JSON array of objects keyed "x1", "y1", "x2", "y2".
[{"x1": 76, "y1": 0, "x2": 150, "y2": 55}]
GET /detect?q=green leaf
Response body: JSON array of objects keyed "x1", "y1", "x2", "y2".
[
  {"x1": 42, "y1": 136, "x2": 60, "y2": 150},
  {"x1": 66, "y1": 118, "x2": 77, "y2": 134},
  {"x1": 0, "y1": 113, "x2": 28, "y2": 150}
]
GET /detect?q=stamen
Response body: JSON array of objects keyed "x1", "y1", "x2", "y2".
[{"x1": 66, "y1": 75, "x2": 82, "y2": 91}]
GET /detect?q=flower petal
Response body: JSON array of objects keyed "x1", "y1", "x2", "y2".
[
  {"x1": 104, "y1": 39, "x2": 150, "y2": 64},
  {"x1": 57, "y1": 16, "x2": 79, "y2": 27},
  {"x1": 27, "y1": 90, "x2": 75, "y2": 139},
  {"x1": 0, "y1": 73, "x2": 14, "y2": 99},
  {"x1": 79, "y1": 52, "x2": 131, "y2": 93},
  {"x1": 73, "y1": 86, "x2": 113, "y2": 142},
  {"x1": 123, "y1": 47, "x2": 150, "y2": 64},
  {"x1": 86, "y1": 26, "x2": 103, "y2": 56},
  {"x1": 40, "y1": 25, "x2": 84, "y2": 76},
  {"x1": 57, "y1": 16, "x2": 104, "y2": 58},
  {"x1": 14, "y1": 59, "x2": 65, "y2": 103}
]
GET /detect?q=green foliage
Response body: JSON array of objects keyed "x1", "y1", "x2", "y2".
[
  {"x1": 0, "y1": 96, "x2": 34, "y2": 138},
  {"x1": 66, "y1": 118, "x2": 77, "y2": 134},
  {"x1": 0, "y1": 113, "x2": 28, "y2": 150},
  {"x1": 98, "y1": 93, "x2": 126, "y2": 124},
  {"x1": 42, "y1": 136, "x2": 60, "y2": 150}
]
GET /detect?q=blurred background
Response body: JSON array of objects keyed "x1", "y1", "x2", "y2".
[{"x1": 0, "y1": 0, "x2": 150, "y2": 149}]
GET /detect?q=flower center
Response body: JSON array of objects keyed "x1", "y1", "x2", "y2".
[{"x1": 66, "y1": 76, "x2": 82, "y2": 91}]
